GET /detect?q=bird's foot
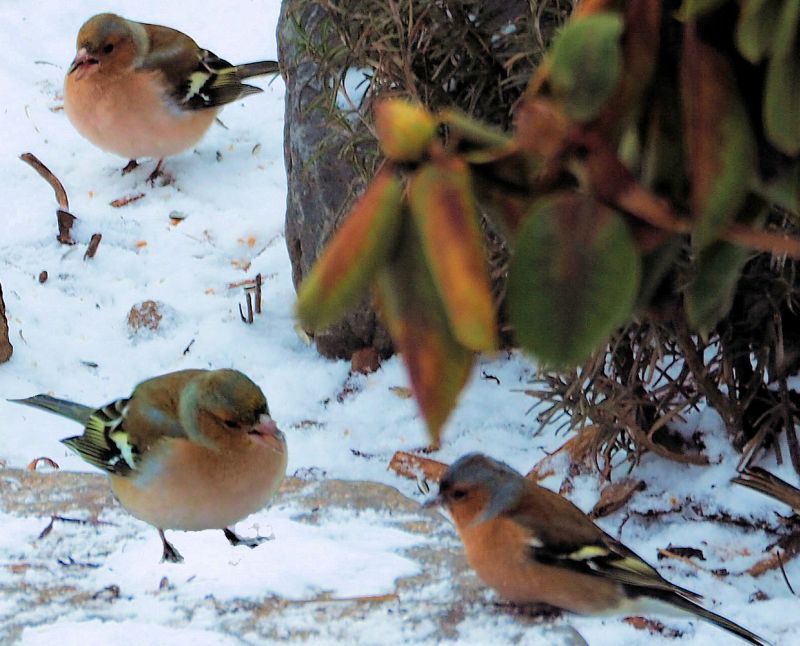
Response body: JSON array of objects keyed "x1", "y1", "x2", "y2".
[
  {"x1": 223, "y1": 527, "x2": 273, "y2": 549},
  {"x1": 158, "y1": 528, "x2": 184, "y2": 563},
  {"x1": 497, "y1": 601, "x2": 562, "y2": 620},
  {"x1": 121, "y1": 159, "x2": 139, "y2": 175},
  {"x1": 146, "y1": 159, "x2": 173, "y2": 186}
]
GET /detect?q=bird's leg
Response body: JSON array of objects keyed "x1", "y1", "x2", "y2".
[
  {"x1": 222, "y1": 527, "x2": 273, "y2": 548},
  {"x1": 147, "y1": 159, "x2": 166, "y2": 186},
  {"x1": 158, "y1": 528, "x2": 184, "y2": 563},
  {"x1": 121, "y1": 159, "x2": 139, "y2": 175}
]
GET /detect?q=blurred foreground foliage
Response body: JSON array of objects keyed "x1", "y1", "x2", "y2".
[{"x1": 296, "y1": 0, "x2": 800, "y2": 471}]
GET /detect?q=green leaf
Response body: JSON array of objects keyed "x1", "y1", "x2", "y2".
[
  {"x1": 772, "y1": 0, "x2": 800, "y2": 57},
  {"x1": 549, "y1": 12, "x2": 624, "y2": 122},
  {"x1": 736, "y1": 0, "x2": 785, "y2": 63},
  {"x1": 764, "y1": 0, "x2": 800, "y2": 154},
  {"x1": 678, "y1": 0, "x2": 727, "y2": 19},
  {"x1": 685, "y1": 240, "x2": 752, "y2": 337},
  {"x1": 508, "y1": 193, "x2": 641, "y2": 367},
  {"x1": 687, "y1": 196, "x2": 767, "y2": 336}
]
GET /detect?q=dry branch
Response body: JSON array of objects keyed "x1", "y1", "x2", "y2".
[
  {"x1": 110, "y1": 193, "x2": 145, "y2": 208},
  {"x1": 20, "y1": 153, "x2": 69, "y2": 209},
  {"x1": 84, "y1": 233, "x2": 102, "y2": 260},
  {"x1": 747, "y1": 531, "x2": 800, "y2": 577},
  {"x1": 0, "y1": 283, "x2": 12, "y2": 363},
  {"x1": 20, "y1": 153, "x2": 78, "y2": 245}
]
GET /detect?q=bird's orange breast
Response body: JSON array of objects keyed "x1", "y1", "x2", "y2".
[
  {"x1": 64, "y1": 67, "x2": 218, "y2": 160},
  {"x1": 110, "y1": 435, "x2": 287, "y2": 531}
]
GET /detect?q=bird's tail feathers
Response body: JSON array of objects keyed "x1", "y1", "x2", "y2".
[
  {"x1": 9, "y1": 394, "x2": 95, "y2": 425},
  {"x1": 236, "y1": 60, "x2": 280, "y2": 79},
  {"x1": 238, "y1": 84, "x2": 264, "y2": 99},
  {"x1": 638, "y1": 590, "x2": 771, "y2": 646}
]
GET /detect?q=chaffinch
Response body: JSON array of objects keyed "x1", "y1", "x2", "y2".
[
  {"x1": 63, "y1": 13, "x2": 280, "y2": 182},
  {"x1": 425, "y1": 453, "x2": 768, "y2": 645},
  {"x1": 12, "y1": 369, "x2": 287, "y2": 563}
]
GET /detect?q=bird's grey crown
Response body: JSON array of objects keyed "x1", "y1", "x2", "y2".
[{"x1": 441, "y1": 453, "x2": 518, "y2": 487}]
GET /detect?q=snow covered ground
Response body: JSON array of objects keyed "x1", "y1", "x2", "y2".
[{"x1": 1, "y1": 0, "x2": 799, "y2": 644}]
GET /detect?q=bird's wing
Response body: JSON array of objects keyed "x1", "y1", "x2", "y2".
[
  {"x1": 177, "y1": 49, "x2": 265, "y2": 110},
  {"x1": 509, "y1": 486, "x2": 701, "y2": 600},
  {"x1": 61, "y1": 398, "x2": 138, "y2": 475},
  {"x1": 137, "y1": 23, "x2": 272, "y2": 111}
]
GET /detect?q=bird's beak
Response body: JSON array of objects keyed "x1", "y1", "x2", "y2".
[
  {"x1": 68, "y1": 48, "x2": 99, "y2": 81},
  {"x1": 247, "y1": 414, "x2": 286, "y2": 453}
]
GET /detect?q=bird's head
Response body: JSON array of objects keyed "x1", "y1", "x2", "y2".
[
  {"x1": 179, "y1": 369, "x2": 286, "y2": 454},
  {"x1": 423, "y1": 453, "x2": 527, "y2": 528},
  {"x1": 68, "y1": 13, "x2": 146, "y2": 81}
]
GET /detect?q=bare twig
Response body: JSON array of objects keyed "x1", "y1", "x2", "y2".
[
  {"x1": 255, "y1": 273, "x2": 263, "y2": 314},
  {"x1": 84, "y1": 233, "x2": 102, "y2": 260},
  {"x1": 110, "y1": 193, "x2": 145, "y2": 208},
  {"x1": 245, "y1": 291, "x2": 253, "y2": 323},
  {"x1": 778, "y1": 551, "x2": 796, "y2": 595},
  {"x1": 37, "y1": 515, "x2": 114, "y2": 540},
  {"x1": 55, "y1": 210, "x2": 76, "y2": 245},
  {"x1": 657, "y1": 548, "x2": 706, "y2": 574},
  {"x1": 20, "y1": 153, "x2": 69, "y2": 209},
  {"x1": 747, "y1": 530, "x2": 800, "y2": 577},
  {"x1": 239, "y1": 292, "x2": 254, "y2": 324},
  {"x1": 26, "y1": 457, "x2": 60, "y2": 471}
]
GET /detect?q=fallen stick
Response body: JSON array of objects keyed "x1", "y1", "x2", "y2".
[{"x1": 20, "y1": 152, "x2": 76, "y2": 245}]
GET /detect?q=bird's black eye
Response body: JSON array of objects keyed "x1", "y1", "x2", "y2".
[
  {"x1": 451, "y1": 489, "x2": 467, "y2": 501},
  {"x1": 103, "y1": 43, "x2": 114, "y2": 54},
  {"x1": 223, "y1": 420, "x2": 238, "y2": 429}
]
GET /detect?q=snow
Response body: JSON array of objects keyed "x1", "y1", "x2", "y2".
[{"x1": 0, "y1": 0, "x2": 799, "y2": 644}]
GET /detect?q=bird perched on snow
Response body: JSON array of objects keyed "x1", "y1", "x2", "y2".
[
  {"x1": 12, "y1": 369, "x2": 287, "y2": 563},
  {"x1": 424, "y1": 453, "x2": 768, "y2": 645},
  {"x1": 63, "y1": 13, "x2": 280, "y2": 183}
]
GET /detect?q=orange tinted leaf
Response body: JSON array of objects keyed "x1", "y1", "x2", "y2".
[
  {"x1": 374, "y1": 99, "x2": 437, "y2": 162},
  {"x1": 575, "y1": 0, "x2": 624, "y2": 15},
  {"x1": 374, "y1": 222, "x2": 475, "y2": 443},
  {"x1": 408, "y1": 159, "x2": 497, "y2": 351},
  {"x1": 596, "y1": 0, "x2": 661, "y2": 130},
  {"x1": 296, "y1": 168, "x2": 402, "y2": 330},
  {"x1": 681, "y1": 24, "x2": 756, "y2": 250},
  {"x1": 515, "y1": 96, "x2": 571, "y2": 166}
]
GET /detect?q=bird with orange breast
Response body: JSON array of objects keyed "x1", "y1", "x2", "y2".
[
  {"x1": 12, "y1": 369, "x2": 287, "y2": 562},
  {"x1": 425, "y1": 453, "x2": 769, "y2": 645},
  {"x1": 63, "y1": 13, "x2": 279, "y2": 183}
]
